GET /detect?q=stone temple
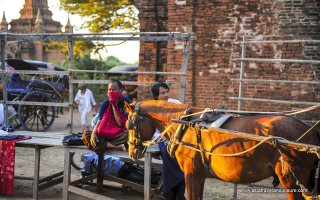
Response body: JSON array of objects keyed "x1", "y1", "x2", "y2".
[{"x1": 0, "y1": 0, "x2": 70, "y2": 63}]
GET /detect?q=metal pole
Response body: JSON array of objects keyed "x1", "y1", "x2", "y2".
[
  {"x1": 237, "y1": 36, "x2": 246, "y2": 111},
  {"x1": 234, "y1": 36, "x2": 246, "y2": 200},
  {"x1": 0, "y1": 32, "x2": 8, "y2": 125},
  {"x1": 235, "y1": 57, "x2": 320, "y2": 64},
  {"x1": 179, "y1": 34, "x2": 191, "y2": 103},
  {"x1": 68, "y1": 28, "x2": 74, "y2": 134}
]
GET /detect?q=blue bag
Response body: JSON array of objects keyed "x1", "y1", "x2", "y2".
[{"x1": 81, "y1": 153, "x2": 123, "y2": 176}]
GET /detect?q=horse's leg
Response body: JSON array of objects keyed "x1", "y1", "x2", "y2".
[
  {"x1": 274, "y1": 162, "x2": 304, "y2": 200},
  {"x1": 185, "y1": 172, "x2": 206, "y2": 200},
  {"x1": 199, "y1": 177, "x2": 205, "y2": 199}
]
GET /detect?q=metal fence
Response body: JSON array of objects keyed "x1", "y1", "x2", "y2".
[
  {"x1": 232, "y1": 37, "x2": 320, "y2": 111},
  {"x1": 0, "y1": 30, "x2": 192, "y2": 133}
]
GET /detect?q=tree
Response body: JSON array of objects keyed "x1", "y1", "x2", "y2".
[
  {"x1": 60, "y1": 0, "x2": 139, "y2": 32},
  {"x1": 47, "y1": 40, "x2": 96, "y2": 57}
]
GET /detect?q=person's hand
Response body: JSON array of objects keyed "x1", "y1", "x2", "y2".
[{"x1": 90, "y1": 131, "x2": 99, "y2": 148}]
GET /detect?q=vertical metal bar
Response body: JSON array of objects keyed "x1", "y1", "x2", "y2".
[
  {"x1": 68, "y1": 28, "x2": 74, "y2": 134},
  {"x1": 234, "y1": 36, "x2": 246, "y2": 200},
  {"x1": 179, "y1": 34, "x2": 191, "y2": 103},
  {"x1": 237, "y1": 36, "x2": 246, "y2": 111},
  {"x1": 0, "y1": 33, "x2": 8, "y2": 125},
  {"x1": 144, "y1": 152, "x2": 151, "y2": 200}
]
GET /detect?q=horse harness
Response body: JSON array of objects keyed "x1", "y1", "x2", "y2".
[{"x1": 127, "y1": 103, "x2": 158, "y2": 155}]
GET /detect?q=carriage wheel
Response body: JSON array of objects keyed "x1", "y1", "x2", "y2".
[{"x1": 18, "y1": 91, "x2": 56, "y2": 132}]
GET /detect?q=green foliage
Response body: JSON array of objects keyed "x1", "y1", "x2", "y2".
[
  {"x1": 60, "y1": 0, "x2": 139, "y2": 32},
  {"x1": 59, "y1": 54, "x2": 129, "y2": 103},
  {"x1": 47, "y1": 40, "x2": 96, "y2": 57},
  {"x1": 105, "y1": 56, "x2": 126, "y2": 68}
]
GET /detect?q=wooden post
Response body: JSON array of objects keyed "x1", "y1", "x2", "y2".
[
  {"x1": 96, "y1": 153, "x2": 104, "y2": 193},
  {"x1": 33, "y1": 146, "x2": 41, "y2": 200},
  {"x1": 67, "y1": 27, "x2": 74, "y2": 134},
  {"x1": 144, "y1": 152, "x2": 152, "y2": 200},
  {"x1": 0, "y1": 32, "x2": 8, "y2": 125},
  {"x1": 62, "y1": 148, "x2": 72, "y2": 200}
]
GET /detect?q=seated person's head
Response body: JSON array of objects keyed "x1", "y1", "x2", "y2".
[
  {"x1": 108, "y1": 80, "x2": 124, "y2": 102},
  {"x1": 108, "y1": 79, "x2": 123, "y2": 94},
  {"x1": 151, "y1": 82, "x2": 170, "y2": 101}
]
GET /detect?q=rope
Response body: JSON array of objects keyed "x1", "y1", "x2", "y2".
[
  {"x1": 175, "y1": 136, "x2": 286, "y2": 157},
  {"x1": 296, "y1": 120, "x2": 320, "y2": 142},
  {"x1": 186, "y1": 104, "x2": 320, "y2": 117},
  {"x1": 142, "y1": 122, "x2": 175, "y2": 146},
  {"x1": 140, "y1": 105, "x2": 320, "y2": 157},
  {"x1": 286, "y1": 104, "x2": 320, "y2": 116},
  {"x1": 180, "y1": 110, "x2": 209, "y2": 118}
]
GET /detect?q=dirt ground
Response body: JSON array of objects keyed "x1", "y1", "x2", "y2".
[{"x1": 1, "y1": 110, "x2": 288, "y2": 200}]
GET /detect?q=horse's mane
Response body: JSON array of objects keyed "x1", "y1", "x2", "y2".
[{"x1": 140, "y1": 100, "x2": 188, "y2": 122}]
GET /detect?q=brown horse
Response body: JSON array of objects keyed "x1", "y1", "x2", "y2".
[{"x1": 125, "y1": 100, "x2": 320, "y2": 200}]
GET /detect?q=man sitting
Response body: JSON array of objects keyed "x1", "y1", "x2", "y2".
[{"x1": 82, "y1": 80, "x2": 132, "y2": 153}]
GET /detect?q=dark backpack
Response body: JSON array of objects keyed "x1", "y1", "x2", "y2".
[{"x1": 62, "y1": 133, "x2": 84, "y2": 146}]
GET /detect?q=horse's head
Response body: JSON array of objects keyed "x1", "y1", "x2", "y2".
[
  {"x1": 125, "y1": 101, "x2": 157, "y2": 161},
  {"x1": 125, "y1": 100, "x2": 191, "y2": 160}
]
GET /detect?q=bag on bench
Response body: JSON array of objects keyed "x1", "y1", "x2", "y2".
[
  {"x1": 81, "y1": 153, "x2": 123, "y2": 176},
  {"x1": 119, "y1": 162, "x2": 162, "y2": 185},
  {"x1": 81, "y1": 153, "x2": 162, "y2": 185},
  {"x1": 62, "y1": 133, "x2": 84, "y2": 146}
]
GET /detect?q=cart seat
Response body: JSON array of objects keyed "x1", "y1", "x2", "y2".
[
  {"x1": 7, "y1": 74, "x2": 29, "y2": 94},
  {"x1": 50, "y1": 82, "x2": 64, "y2": 91}
]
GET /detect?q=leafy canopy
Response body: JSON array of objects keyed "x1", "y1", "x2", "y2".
[
  {"x1": 60, "y1": 0, "x2": 139, "y2": 32},
  {"x1": 60, "y1": 54, "x2": 130, "y2": 102}
]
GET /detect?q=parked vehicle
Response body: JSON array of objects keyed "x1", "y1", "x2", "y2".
[{"x1": 5, "y1": 59, "x2": 67, "y2": 132}]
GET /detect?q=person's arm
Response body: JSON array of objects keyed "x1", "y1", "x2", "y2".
[
  {"x1": 98, "y1": 100, "x2": 108, "y2": 120},
  {"x1": 74, "y1": 90, "x2": 80, "y2": 104}
]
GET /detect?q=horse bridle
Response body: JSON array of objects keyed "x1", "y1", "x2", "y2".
[{"x1": 127, "y1": 103, "x2": 157, "y2": 155}]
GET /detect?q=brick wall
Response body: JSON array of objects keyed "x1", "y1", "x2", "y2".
[
  {"x1": 135, "y1": 0, "x2": 168, "y2": 100},
  {"x1": 136, "y1": 0, "x2": 320, "y2": 119}
]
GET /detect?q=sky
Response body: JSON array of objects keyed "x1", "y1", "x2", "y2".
[{"x1": 0, "y1": 0, "x2": 139, "y2": 64}]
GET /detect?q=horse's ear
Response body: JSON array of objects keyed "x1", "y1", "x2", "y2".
[{"x1": 125, "y1": 101, "x2": 136, "y2": 113}]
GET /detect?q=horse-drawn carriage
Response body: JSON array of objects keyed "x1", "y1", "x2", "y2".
[{"x1": 4, "y1": 59, "x2": 68, "y2": 132}]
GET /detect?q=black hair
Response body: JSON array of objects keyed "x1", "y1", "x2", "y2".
[
  {"x1": 109, "y1": 79, "x2": 123, "y2": 89},
  {"x1": 151, "y1": 82, "x2": 169, "y2": 100}
]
